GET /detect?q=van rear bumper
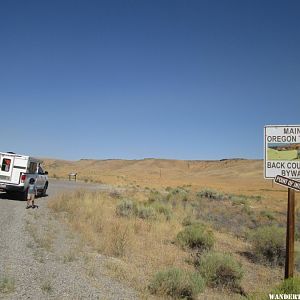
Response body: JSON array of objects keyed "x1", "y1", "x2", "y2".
[{"x1": 0, "y1": 182, "x2": 25, "y2": 192}]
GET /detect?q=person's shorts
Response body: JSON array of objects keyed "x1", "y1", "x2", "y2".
[{"x1": 27, "y1": 193, "x2": 35, "y2": 201}]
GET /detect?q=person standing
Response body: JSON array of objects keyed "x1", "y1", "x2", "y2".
[{"x1": 26, "y1": 178, "x2": 37, "y2": 209}]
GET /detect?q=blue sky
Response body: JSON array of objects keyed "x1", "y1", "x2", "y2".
[{"x1": 0, "y1": 0, "x2": 299, "y2": 160}]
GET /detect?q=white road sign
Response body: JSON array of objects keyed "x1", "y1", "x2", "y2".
[{"x1": 264, "y1": 125, "x2": 300, "y2": 179}]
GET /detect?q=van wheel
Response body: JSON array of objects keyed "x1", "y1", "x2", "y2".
[
  {"x1": 20, "y1": 189, "x2": 28, "y2": 201},
  {"x1": 42, "y1": 182, "x2": 48, "y2": 197}
]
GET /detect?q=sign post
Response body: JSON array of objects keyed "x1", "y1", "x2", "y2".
[
  {"x1": 285, "y1": 188, "x2": 295, "y2": 279},
  {"x1": 264, "y1": 125, "x2": 300, "y2": 279}
]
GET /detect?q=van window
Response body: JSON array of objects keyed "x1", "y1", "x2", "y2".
[
  {"x1": 28, "y1": 162, "x2": 38, "y2": 174},
  {"x1": 1, "y1": 159, "x2": 11, "y2": 172},
  {"x1": 38, "y1": 165, "x2": 44, "y2": 174}
]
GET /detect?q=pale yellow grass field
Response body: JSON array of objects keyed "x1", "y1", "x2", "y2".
[
  {"x1": 48, "y1": 189, "x2": 285, "y2": 299},
  {"x1": 43, "y1": 158, "x2": 294, "y2": 214},
  {"x1": 45, "y1": 158, "x2": 299, "y2": 298},
  {"x1": 49, "y1": 190, "x2": 190, "y2": 295}
]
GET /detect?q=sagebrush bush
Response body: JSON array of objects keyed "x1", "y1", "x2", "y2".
[
  {"x1": 148, "y1": 267, "x2": 205, "y2": 299},
  {"x1": 177, "y1": 223, "x2": 214, "y2": 252},
  {"x1": 136, "y1": 206, "x2": 157, "y2": 220},
  {"x1": 259, "y1": 210, "x2": 275, "y2": 221},
  {"x1": 272, "y1": 277, "x2": 300, "y2": 293},
  {"x1": 148, "y1": 190, "x2": 165, "y2": 203},
  {"x1": 182, "y1": 215, "x2": 194, "y2": 227},
  {"x1": 116, "y1": 199, "x2": 159, "y2": 220},
  {"x1": 197, "y1": 189, "x2": 228, "y2": 201},
  {"x1": 109, "y1": 190, "x2": 122, "y2": 199},
  {"x1": 231, "y1": 196, "x2": 249, "y2": 206},
  {"x1": 197, "y1": 252, "x2": 243, "y2": 290},
  {"x1": 171, "y1": 187, "x2": 188, "y2": 194},
  {"x1": 116, "y1": 199, "x2": 137, "y2": 217},
  {"x1": 248, "y1": 225, "x2": 285, "y2": 265},
  {"x1": 167, "y1": 188, "x2": 188, "y2": 202},
  {"x1": 111, "y1": 224, "x2": 129, "y2": 257},
  {"x1": 152, "y1": 203, "x2": 172, "y2": 220},
  {"x1": 181, "y1": 215, "x2": 202, "y2": 227}
]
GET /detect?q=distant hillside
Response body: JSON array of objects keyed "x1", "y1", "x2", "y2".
[{"x1": 43, "y1": 158, "x2": 277, "y2": 195}]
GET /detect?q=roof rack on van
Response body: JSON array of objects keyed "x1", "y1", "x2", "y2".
[{"x1": 7, "y1": 152, "x2": 16, "y2": 154}]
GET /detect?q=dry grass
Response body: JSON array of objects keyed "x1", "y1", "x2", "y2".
[
  {"x1": 25, "y1": 222, "x2": 54, "y2": 251},
  {"x1": 0, "y1": 275, "x2": 15, "y2": 294},
  {"x1": 48, "y1": 190, "x2": 189, "y2": 294},
  {"x1": 43, "y1": 158, "x2": 295, "y2": 218},
  {"x1": 41, "y1": 279, "x2": 53, "y2": 294},
  {"x1": 43, "y1": 157, "x2": 300, "y2": 298},
  {"x1": 63, "y1": 250, "x2": 77, "y2": 263},
  {"x1": 48, "y1": 188, "x2": 287, "y2": 298}
]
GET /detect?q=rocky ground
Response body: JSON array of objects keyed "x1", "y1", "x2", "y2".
[{"x1": 0, "y1": 180, "x2": 137, "y2": 300}]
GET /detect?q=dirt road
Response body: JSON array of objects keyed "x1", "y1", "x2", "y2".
[{"x1": 0, "y1": 180, "x2": 137, "y2": 299}]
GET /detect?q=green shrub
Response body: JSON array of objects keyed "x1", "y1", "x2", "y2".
[
  {"x1": 182, "y1": 215, "x2": 194, "y2": 227},
  {"x1": 167, "y1": 188, "x2": 188, "y2": 202},
  {"x1": 181, "y1": 215, "x2": 203, "y2": 227},
  {"x1": 116, "y1": 200, "x2": 159, "y2": 220},
  {"x1": 272, "y1": 277, "x2": 300, "y2": 293},
  {"x1": 148, "y1": 190, "x2": 165, "y2": 203},
  {"x1": 260, "y1": 210, "x2": 275, "y2": 221},
  {"x1": 197, "y1": 252, "x2": 243, "y2": 290},
  {"x1": 153, "y1": 203, "x2": 172, "y2": 220},
  {"x1": 172, "y1": 187, "x2": 188, "y2": 194},
  {"x1": 230, "y1": 194, "x2": 261, "y2": 202},
  {"x1": 177, "y1": 223, "x2": 214, "y2": 252},
  {"x1": 0, "y1": 276, "x2": 15, "y2": 294},
  {"x1": 248, "y1": 225, "x2": 285, "y2": 265},
  {"x1": 248, "y1": 195, "x2": 262, "y2": 201},
  {"x1": 241, "y1": 205, "x2": 253, "y2": 216},
  {"x1": 109, "y1": 190, "x2": 122, "y2": 199},
  {"x1": 231, "y1": 196, "x2": 249, "y2": 206},
  {"x1": 197, "y1": 189, "x2": 228, "y2": 201},
  {"x1": 149, "y1": 267, "x2": 205, "y2": 299},
  {"x1": 116, "y1": 199, "x2": 137, "y2": 217},
  {"x1": 136, "y1": 206, "x2": 157, "y2": 220}
]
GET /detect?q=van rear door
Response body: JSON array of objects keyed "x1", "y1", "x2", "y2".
[{"x1": 0, "y1": 154, "x2": 15, "y2": 182}]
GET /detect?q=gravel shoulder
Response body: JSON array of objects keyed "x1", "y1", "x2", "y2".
[{"x1": 0, "y1": 180, "x2": 137, "y2": 299}]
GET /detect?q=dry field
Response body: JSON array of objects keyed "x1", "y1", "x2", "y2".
[
  {"x1": 44, "y1": 158, "x2": 300, "y2": 298},
  {"x1": 43, "y1": 158, "x2": 291, "y2": 213},
  {"x1": 48, "y1": 188, "x2": 285, "y2": 299}
]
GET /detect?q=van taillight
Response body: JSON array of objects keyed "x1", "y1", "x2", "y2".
[{"x1": 21, "y1": 174, "x2": 26, "y2": 182}]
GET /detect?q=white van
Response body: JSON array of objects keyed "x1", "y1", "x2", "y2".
[{"x1": 0, "y1": 152, "x2": 48, "y2": 199}]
